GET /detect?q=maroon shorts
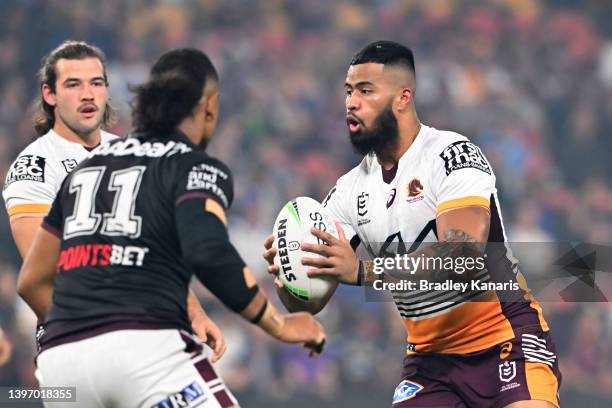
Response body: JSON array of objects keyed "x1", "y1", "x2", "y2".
[{"x1": 392, "y1": 329, "x2": 561, "y2": 407}]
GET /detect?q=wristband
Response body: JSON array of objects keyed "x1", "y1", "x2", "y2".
[{"x1": 250, "y1": 300, "x2": 268, "y2": 324}]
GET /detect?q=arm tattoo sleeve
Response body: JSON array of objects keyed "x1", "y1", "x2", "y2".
[{"x1": 361, "y1": 229, "x2": 486, "y2": 286}]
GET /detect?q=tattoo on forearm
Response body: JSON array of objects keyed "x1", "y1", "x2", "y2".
[
  {"x1": 362, "y1": 260, "x2": 378, "y2": 287},
  {"x1": 363, "y1": 229, "x2": 485, "y2": 286}
]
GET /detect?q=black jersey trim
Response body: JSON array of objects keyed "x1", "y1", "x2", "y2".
[
  {"x1": 41, "y1": 220, "x2": 61, "y2": 238},
  {"x1": 350, "y1": 234, "x2": 361, "y2": 251},
  {"x1": 407, "y1": 219, "x2": 437, "y2": 253}
]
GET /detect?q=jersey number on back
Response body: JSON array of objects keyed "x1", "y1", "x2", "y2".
[{"x1": 64, "y1": 166, "x2": 146, "y2": 239}]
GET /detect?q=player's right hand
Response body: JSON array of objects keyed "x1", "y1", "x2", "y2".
[{"x1": 262, "y1": 234, "x2": 283, "y2": 288}]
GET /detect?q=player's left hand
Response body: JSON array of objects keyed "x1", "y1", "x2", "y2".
[
  {"x1": 301, "y1": 223, "x2": 359, "y2": 285},
  {"x1": 191, "y1": 315, "x2": 226, "y2": 363}
]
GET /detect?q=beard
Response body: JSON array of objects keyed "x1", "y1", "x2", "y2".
[{"x1": 349, "y1": 104, "x2": 399, "y2": 157}]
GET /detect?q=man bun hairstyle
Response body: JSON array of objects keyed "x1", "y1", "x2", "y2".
[
  {"x1": 350, "y1": 40, "x2": 415, "y2": 77},
  {"x1": 131, "y1": 48, "x2": 218, "y2": 136},
  {"x1": 35, "y1": 40, "x2": 116, "y2": 135}
]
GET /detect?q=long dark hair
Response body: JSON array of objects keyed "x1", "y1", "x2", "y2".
[
  {"x1": 131, "y1": 48, "x2": 218, "y2": 137},
  {"x1": 34, "y1": 40, "x2": 116, "y2": 136}
]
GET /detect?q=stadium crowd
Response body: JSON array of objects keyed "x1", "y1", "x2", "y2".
[{"x1": 0, "y1": 0, "x2": 611, "y2": 406}]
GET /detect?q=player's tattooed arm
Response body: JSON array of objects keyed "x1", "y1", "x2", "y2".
[
  {"x1": 360, "y1": 228, "x2": 486, "y2": 286},
  {"x1": 360, "y1": 205, "x2": 491, "y2": 286}
]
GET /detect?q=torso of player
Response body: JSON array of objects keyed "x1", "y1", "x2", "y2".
[
  {"x1": 38, "y1": 132, "x2": 234, "y2": 350},
  {"x1": 3, "y1": 129, "x2": 118, "y2": 217},
  {"x1": 349, "y1": 133, "x2": 439, "y2": 257},
  {"x1": 325, "y1": 125, "x2": 546, "y2": 354}
]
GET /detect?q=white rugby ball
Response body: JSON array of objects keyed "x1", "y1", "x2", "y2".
[{"x1": 272, "y1": 197, "x2": 338, "y2": 304}]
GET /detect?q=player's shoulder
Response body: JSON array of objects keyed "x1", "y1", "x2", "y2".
[
  {"x1": 3, "y1": 132, "x2": 60, "y2": 207},
  {"x1": 422, "y1": 125, "x2": 494, "y2": 178},
  {"x1": 13, "y1": 131, "x2": 56, "y2": 158},
  {"x1": 332, "y1": 156, "x2": 368, "y2": 192},
  {"x1": 4, "y1": 132, "x2": 59, "y2": 185},
  {"x1": 174, "y1": 150, "x2": 234, "y2": 209},
  {"x1": 173, "y1": 150, "x2": 233, "y2": 190},
  {"x1": 322, "y1": 156, "x2": 370, "y2": 209},
  {"x1": 421, "y1": 125, "x2": 472, "y2": 156},
  {"x1": 175, "y1": 149, "x2": 231, "y2": 175}
]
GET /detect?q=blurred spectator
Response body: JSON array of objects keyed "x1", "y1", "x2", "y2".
[{"x1": 0, "y1": 0, "x2": 610, "y2": 406}]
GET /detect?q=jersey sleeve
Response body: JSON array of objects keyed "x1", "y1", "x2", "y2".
[
  {"x1": 3, "y1": 153, "x2": 59, "y2": 218},
  {"x1": 172, "y1": 156, "x2": 256, "y2": 313},
  {"x1": 322, "y1": 176, "x2": 357, "y2": 241},
  {"x1": 41, "y1": 192, "x2": 64, "y2": 239},
  {"x1": 432, "y1": 139, "x2": 496, "y2": 215},
  {"x1": 173, "y1": 155, "x2": 234, "y2": 210}
]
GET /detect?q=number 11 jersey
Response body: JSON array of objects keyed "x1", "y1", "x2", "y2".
[{"x1": 40, "y1": 131, "x2": 234, "y2": 349}]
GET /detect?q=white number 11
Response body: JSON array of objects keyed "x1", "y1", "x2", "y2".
[{"x1": 64, "y1": 166, "x2": 146, "y2": 239}]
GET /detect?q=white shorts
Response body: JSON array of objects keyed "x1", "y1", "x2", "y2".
[{"x1": 35, "y1": 329, "x2": 238, "y2": 408}]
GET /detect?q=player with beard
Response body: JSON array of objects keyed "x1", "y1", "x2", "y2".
[
  {"x1": 348, "y1": 100, "x2": 399, "y2": 158},
  {"x1": 4, "y1": 41, "x2": 226, "y2": 362},
  {"x1": 264, "y1": 41, "x2": 561, "y2": 407},
  {"x1": 18, "y1": 48, "x2": 325, "y2": 408}
]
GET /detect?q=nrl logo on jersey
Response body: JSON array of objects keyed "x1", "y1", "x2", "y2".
[
  {"x1": 62, "y1": 159, "x2": 78, "y2": 173},
  {"x1": 498, "y1": 361, "x2": 517, "y2": 382},
  {"x1": 357, "y1": 192, "x2": 370, "y2": 226}
]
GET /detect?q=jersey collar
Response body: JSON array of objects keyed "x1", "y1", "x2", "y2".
[
  {"x1": 377, "y1": 123, "x2": 429, "y2": 183},
  {"x1": 171, "y1": 129, "x2": 200, "y2": 149},
  {"x1": 48, "y1": 129, "x2": 104, "y2": 152}
]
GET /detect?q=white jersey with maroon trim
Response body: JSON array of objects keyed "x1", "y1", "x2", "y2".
[
  {"x1": 3, "y1": 129, "x2": 118, "y2": 218},
  {"x1": 324, "y1": 124, "x2": 548, "y2": 354}
]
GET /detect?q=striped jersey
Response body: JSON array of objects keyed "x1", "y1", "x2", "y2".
[{"x1": 324, "y1": 124, "x2": 548, "y2": 354}]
